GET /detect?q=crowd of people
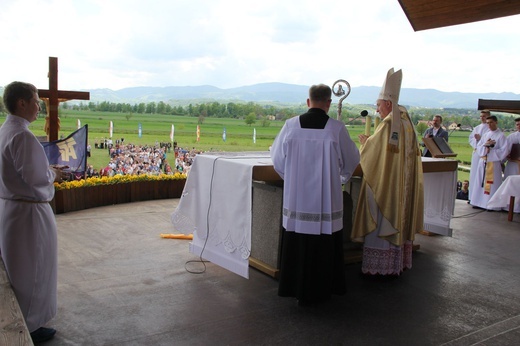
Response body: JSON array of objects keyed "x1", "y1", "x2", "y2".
[
  {"x1": 269, "y1": 71, "x2": 520, "y2": 306},
  {"x1": 3, "y1": 69, "x2": 519, "y2": 346},
  {"x1": 467, "y1": 112, "x2": 520, "y2": 212},
  {"x1": 86, "y1": 143, "x2": 202, "y2": 178},
  {"x1": 420, "y1": 111, "x2": 519, "y2": 207},
  {"x1": 2, "y1": 74, "x2": 518, "y2": 345},
  {"x1": 439, "y1": 111, "x2": 520, "y2": 208}
]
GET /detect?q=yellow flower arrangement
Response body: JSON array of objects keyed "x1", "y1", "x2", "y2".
[{"x1": 54, "y1": 172, "x2": 187, "y2": 190}]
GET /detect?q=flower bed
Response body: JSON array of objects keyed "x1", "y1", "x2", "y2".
[{"x1": 52, "y1": 173, "x2": 187, "y2": 214}]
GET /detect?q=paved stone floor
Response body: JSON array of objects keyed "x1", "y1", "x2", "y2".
[{"x1": 46, "y1": 199, "x2": 519, "y2": 345}]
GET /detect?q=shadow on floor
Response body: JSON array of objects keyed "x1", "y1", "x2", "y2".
[{"x1": 49, "y1": 199, "x2": 520, "y2": 345}]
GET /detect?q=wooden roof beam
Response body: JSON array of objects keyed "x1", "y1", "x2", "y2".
[
  {"x1": 478, "y1": 99, "x2": 520, "y2": 115},
  {"x1": 398, "y1": 0, "x2": 520, "y2": 31}
]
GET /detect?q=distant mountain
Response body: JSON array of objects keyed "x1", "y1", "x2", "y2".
[
  {"x1": 3, "y1": 82, "x2": 520, "y2": 109},
  {"x1": 84, "y1": 83, "x2": 520, "y2": 109},
  {"x1": 85, "y1": 83, "x2": 311, "y2": 105}
]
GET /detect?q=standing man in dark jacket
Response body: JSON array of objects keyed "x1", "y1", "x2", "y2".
[{"x1": 422, "y1": 115, "x2": 449, "y2": 157}]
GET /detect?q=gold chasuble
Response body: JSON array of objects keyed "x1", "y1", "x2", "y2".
[{"x1": 352, "y1": 106, "x2": 424, "y2": 246}]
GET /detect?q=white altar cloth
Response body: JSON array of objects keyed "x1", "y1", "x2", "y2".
[
  {"x1": 171, "y1": 152, "x2": 273, "y2": 279},
  {"x1": 487, "y1": 175, "x2": 520, "y2": 213},
  {"x1": 171, "y1": 154, "x2": 457, "y2": 278},
  {"x1": 422, "y1": 158, "x2": 457, "y2": 236}
]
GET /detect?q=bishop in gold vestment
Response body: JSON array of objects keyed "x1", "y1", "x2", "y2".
[{"x1": 352, "y1": 68, "x2": 424, "y2": 275}]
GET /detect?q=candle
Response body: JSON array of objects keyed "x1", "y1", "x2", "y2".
[
  {"x1": 374, "y1": 116, "x2": 380, "y2": 130},
  {"x1": 365, "y1": 116, "x2": 372, "y2": 136}
]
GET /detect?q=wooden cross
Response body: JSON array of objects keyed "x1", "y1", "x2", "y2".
[{"x1": 38, "y1": 57, "x2": 90, "y2": 141}]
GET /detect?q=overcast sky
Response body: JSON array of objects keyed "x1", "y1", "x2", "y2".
[{"x1": 1, "y1": 0, "x2": 519, "y2": 94}]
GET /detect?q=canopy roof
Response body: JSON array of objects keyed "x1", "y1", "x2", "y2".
[
  {"x1": 398, "y1": 0, "x2": 520, "y2": 31},
  {"x1": 478, "y1": 99, "x2": 520, "y2": 115}
]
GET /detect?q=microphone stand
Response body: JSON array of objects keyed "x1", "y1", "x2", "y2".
[
  {"x1": 448, "y1": 124, "x2": 462, "y2": 138},
  {"x1": 345, "y1": 110, "x2": 369, "y2": 125}
]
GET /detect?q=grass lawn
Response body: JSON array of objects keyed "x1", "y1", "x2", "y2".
[{"x1": 1, "y1": 109, "x2": 475, "y2": 181}]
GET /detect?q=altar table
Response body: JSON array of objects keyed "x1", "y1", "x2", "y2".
[
  {"x1": 171, "y1": 152, "x2": 274, "y2": 279},
  {"x1": 171, "y1": 153, "x2": 457, "y2": 278},
  {"x1": 343, "y1": 157, "x2": 457, "y2": 237},
  {"x1": 487, "y1": 175, "x2": 520, "y2": 221}
]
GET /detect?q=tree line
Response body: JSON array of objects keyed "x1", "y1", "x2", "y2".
[
  {"x1": 60, "y1": 100, "x2": 308, "y2": 121},
  {"x1": 1, "y1": 96, "x2": 517, "y2": 131}
]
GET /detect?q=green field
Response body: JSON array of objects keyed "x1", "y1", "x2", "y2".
[{"x1": 1, "y1": 110, "x2": 474, "y2": 182}]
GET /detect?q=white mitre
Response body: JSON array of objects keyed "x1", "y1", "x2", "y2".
[{"x1": 378, "y1": 68, "x2": 402, "y2": 151}]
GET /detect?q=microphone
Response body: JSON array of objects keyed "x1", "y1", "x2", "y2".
[
  {"x1": 448, "y1": 123, "x2": 461, "y2": 137},
  {"x1": 346, "y1": 110, "x2": 368, "y2": 124}
]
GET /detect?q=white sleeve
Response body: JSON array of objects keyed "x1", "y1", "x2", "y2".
[
  {"x1": 270, "y1": 123, "x2": 288, "y2": 179},
  {"x1": 339, "y1": 126, "x2": 360, "y2": 182},
  {"x1": 13, "y1": 131, "x2": 55, "y2": 200}
]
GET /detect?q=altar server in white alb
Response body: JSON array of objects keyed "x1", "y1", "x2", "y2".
[
  {"x1": 271, "y1": 83, "x2": 359, "y2": 305},
  {"x1": 503, "y1": 117, "x2": 520, "y2": 179},
  {"x1": 0, "y1": 81, "x2": 66, "y2": 343},
  {"x1": 470, "y1": 115, "x2": 508, "y2": 210},
  {"x1": 468, "y1": 110, "x2": 490, "y2": 203},
  {"x1": 502, "y1": 117, "x2": 520, "y2": 213}
]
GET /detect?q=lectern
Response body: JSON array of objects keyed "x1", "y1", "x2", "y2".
[{"x1": 422, "y1": 137, "x2": 457, "y2": 158}]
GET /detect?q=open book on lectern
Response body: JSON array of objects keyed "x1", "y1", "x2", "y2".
[{"x1": 422, "y1": 137, "x2": 457, "y2": 158}]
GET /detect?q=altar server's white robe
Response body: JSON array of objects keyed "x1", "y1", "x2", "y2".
[
  {"x1": 0, "y1": 115, "x2": 57, "y2": 332},
  {"x1": 503, "y1": 131, "x2": 520, "y2": 213},
  {"x1": 504, "y1": 131, "x2": 520, "y2": 178},
  {"x1": 468, "y1": 123, "x2": 490, "y2": 203},
  {"x1": 470, "y1": 129, "x2": 508, "y2": 210},
  {"x1": 271, "y1": 116, "x2": 359, "y2": 235}
]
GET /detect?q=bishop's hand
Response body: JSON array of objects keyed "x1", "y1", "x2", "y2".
[{"x1": 359, "y1": 134, "x2": 369, "y2": 145}]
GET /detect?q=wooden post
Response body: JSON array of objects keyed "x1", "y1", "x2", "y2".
[
  {"x1": 49, "y1": 57, "x2": 58, "y2": 141},
  {"x1": 508, "y1": 196, "x2": 515, "y2": 222}
]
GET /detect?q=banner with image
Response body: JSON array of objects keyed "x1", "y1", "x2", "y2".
[{"x1": 42, "y1": 125, "x2": 88, "y2": 177}]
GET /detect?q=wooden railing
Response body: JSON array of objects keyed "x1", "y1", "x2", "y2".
[
  {"x1": 51, "y1": 179, "x2": 186, "y2": 214},
  {"x1": 0, "y1": 257, "x2": 33, "y2": 345}
]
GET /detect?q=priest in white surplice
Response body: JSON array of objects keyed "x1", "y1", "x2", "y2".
[
  {"x1": 470, "y1": 115, "x2": 508, "y2": 210},
  {"x1": 271, "y1": 83, "x2": 359, "y2": 305},
  {"x1": 0, "y1": 82, "x2": 66, "y2": 343}
]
